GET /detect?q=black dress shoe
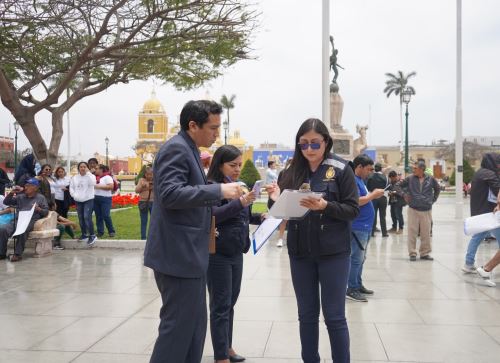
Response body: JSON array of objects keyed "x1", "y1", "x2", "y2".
[{"x1": 229, "y1": 354, "x2": 246, "y2": 362}]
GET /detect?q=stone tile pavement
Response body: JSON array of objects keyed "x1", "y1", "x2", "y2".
[{"x1": 0, "y1": 197, "x2": 498, "y2": 363}]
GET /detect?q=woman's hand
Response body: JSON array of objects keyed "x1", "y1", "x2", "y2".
[
  {"x1": 240, "y1": 191, "x2": 256, "y2": 207},
  {"x1": 300, "y1": 196, "x2": 328, "y2": 211},
  {"x1": 265, "y1": 182, "x2": 280, "y2": 201}
]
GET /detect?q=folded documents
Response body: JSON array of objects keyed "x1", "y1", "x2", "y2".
[
  {"x1": 464, "y1": 212, "x2": 500, "y2": 236},
  {"x1": 269, "y1": 189, "x2": 323, "y2": 220}
]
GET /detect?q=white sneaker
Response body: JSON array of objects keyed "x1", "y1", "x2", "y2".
[
  {"x1": 276, "y1": 239, "x2": 283, "y2": 247},
  {"x1": 461, "y1": 264, "x2": 478, "y2": 274},
  {"x1": 476, "y1": 266, "x2": 491, "y2": 279},
  {"x1": 482, "y1": 279, "x2": 497, "y2": 287}
]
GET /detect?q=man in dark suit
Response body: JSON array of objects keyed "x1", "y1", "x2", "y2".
[
  {"x1": 367, "y1": 163, "x2": 389, "y2": 237},
  {"x1": 144, "y1": 100, "x2": 242, "y2": 363}
]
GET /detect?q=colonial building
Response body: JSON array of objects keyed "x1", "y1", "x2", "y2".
[{"x1": 128, "y1": 91, "x2": 170, "y2": 173}]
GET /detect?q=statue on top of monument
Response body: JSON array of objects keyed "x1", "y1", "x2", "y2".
[{"x1": 329, "y1": 36, "x2": 344, "y2": 84}]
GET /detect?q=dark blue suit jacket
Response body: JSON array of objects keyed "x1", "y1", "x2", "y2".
[{"x1": 144, "y1": 131, "x2": 221, "y2": 278}]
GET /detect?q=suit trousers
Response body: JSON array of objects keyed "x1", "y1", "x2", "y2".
[
  {"x1": 150, "y1": 271, "x2": 207, "y2": 363},
  {"x1": 207, "y1": 253, "x2": 243, "y2": 360},
  {"x1": 372, "y1": 196, "x2": 388, "y2": 235},
  {"x1": 407, "y1": 207, "x2": 432, "y2": 257}
]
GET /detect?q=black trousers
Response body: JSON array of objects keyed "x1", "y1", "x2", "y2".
[
  {"x1": 289, "y1": 253, "x2": 351, "y2": 363},
  {"x1": 390, "y1": 204, "x2": 404, "y2": 229},
  {"x1": 150, "y1": 271, "x2": 207, "y2": 363},
  {"x1": 372, "y1": 196, "x2": 387, "y2": 235},
  {"x1": 207, "y1": 253, "x2": 243, "y2": 360}
]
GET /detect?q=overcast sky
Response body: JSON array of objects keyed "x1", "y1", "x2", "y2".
[{"x1": 1, "y1": 0, "x2": 499, "y2": 160}]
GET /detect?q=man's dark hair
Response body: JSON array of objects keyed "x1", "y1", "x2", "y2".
[
  {"x1": 97, "y1": 164, "x2": 110, "y2": 172},
  {"x1": 180, "y1": 100, "x2": 223, "y2": 131},
  {"x1": 268, "y1": 160, "x2": 275, "y2": 168},
  {"x1": 353, "y1": 154, "x2": 374, "y2": 169},
  {"x1": 88, "y1": 158, "x2": 98, "y2": 164},
  {"x1": 374, "y1": 163, "x2": 382, "y2": 172},
  {"x1": 415, "y1": 159, "x2": 426, "y2": 170},
  {"x1": 388, "y1": 170, "x2": 398, "y2": 178}
]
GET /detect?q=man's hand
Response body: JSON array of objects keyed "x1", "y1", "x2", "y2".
[
  {"x1": 300, "y1": 196, "x2": 328, "y2": 211},
  {"x1": 370, "y1": 188, "x2": 385, "y2": 199},
  {"x1": 221, "y1": 182, "x2": 243, "y2": 199},
  {"x1": 240, "y1": 191, "x2": 256, "y2": 207},
  {"x1": 34, "y1": 206, "x2": 42, "y2": 213}
]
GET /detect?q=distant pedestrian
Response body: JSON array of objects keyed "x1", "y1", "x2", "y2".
[
  {"x1": 53, "y1": 166, "x2": 71, "y2": 218},
  {"x1": 400, "y1": 160, "x2": 440, "y2": 261},
  {"x1": 462, "y1": 153, "x2": 500, "y2": 273},
  {"x1": 0, "y1": 167, "x2": 11, "y2": 196},
  {"x1": 70, "y1": 161, "x2": 97, "y2": 246},
  {"x1": 265, "y1": 160, "x2": 278, "y2": 184},
  {"x1": 367, "y1": 163, "x2": 388, "y2": 237},
  {"x1": 135, "y1": 166, "x2": 154, "y2": 240},
  {"x1": 347, "y1": 154, "x2": 384, "y2": 302},
  {"x1": 387, "y1": 170, "x2": 405, "y2": 234},
  {"x1": 94, "y1": 164, "x2": 116, "y2": 238}
]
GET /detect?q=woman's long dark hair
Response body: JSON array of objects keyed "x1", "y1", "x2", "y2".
[
  {"x1": 279, "y1": 118, "x2": 333, "y2": 190},
  {"x1": 207, "y1": 145, "x2": 242, "y2": 183},
  {"x1": 14, "y1": 153, "x2": 35, "y2": 184}
]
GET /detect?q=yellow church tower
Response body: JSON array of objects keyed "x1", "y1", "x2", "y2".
[
  {"x1": 138, "y1": 90, "x2": 168, "y2": 141},
  {"x1": 128, "y1": 90, "x2": 170, "y2": 173}
]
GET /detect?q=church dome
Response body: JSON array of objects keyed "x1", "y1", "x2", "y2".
[{"x1": 142, "y1": 90, "x2": 165, "y2": 114}]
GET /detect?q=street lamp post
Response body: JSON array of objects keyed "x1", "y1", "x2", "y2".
[
  {"x1": 402, "y1": 88, "x2": 412, "y2": 175},
  {"x1": 13, "y1": 122, "x2": 19, "y2": 172},
  {"x1": 105, "y1": 137, "x2": 109, "y2": 166}
]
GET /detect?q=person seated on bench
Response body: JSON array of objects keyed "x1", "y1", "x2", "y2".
[{"x1": 0, "y1": 178, "x2": 49, "y2": 262}]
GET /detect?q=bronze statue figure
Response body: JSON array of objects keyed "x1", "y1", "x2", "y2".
[{"x1": 330, "y1": 36, "x2": 344, "y2": 84}]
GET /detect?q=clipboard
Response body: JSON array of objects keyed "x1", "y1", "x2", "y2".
[
  {"x1": 269, "y1": 189, "x2": 324, "y2": 220},
  {"x1": 252, "y1": 217, "x2": 282, "y2": 254}
]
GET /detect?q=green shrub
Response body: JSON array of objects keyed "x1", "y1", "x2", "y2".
[{"x1": 240, "y1": 159, "x2": 261, "y2": 188}]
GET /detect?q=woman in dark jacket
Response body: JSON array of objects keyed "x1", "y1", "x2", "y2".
[
  {"x1": 206, "y1": 145, "x2": 259, "y2": 363},
  {"x1": 14, "y1": 153, "x2": 36, "y2": 187},
  {"x1": 270, "y1": 119, "x2": 359, "y2": 363}
]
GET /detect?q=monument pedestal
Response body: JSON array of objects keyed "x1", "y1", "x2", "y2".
[{"x1": 329, "y1": 89, "x2": 353, "y2": 159}]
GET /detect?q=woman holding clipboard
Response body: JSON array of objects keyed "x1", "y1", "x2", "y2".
[
  {"x1": 270, "y1": 118, "x2": 359, "y2": 363},
  {"x1": 206, "y1": 145, "x2": 263, "y2": 363}
]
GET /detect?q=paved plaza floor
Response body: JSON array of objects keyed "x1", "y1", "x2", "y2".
[{"x1": 0, "y1": 197, "x2": 499, "y2": 363}]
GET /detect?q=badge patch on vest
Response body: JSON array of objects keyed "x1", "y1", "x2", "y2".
[{"x1": 325, "y1": 167, "x2": 335, "y2": 180}]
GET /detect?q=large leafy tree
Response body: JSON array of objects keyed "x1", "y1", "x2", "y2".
[
  {"x1": 435, "y1": 141, "x2": 490, "y2": 164},
  {"x1": 220, "y1": 93, "x2": 235, "y2": 144},
  {"x1": 0, "y1": 0, "x2": 256, "y2": 164},
  {"x1": 383, "y1": 71, "x2": 416, "y2": 158}
]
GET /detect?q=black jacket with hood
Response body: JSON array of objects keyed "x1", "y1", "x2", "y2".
[{"x1": 470, "y1": 153, "x2": 500, "y2": 216}]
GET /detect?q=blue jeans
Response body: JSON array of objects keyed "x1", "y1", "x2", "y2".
[
  {"x1": 94, "y1": 195, "x2": 115, "y2": 235},
  {"x1": 348, "y1": 229, "x2": 371, "y2": 290},
  {"x1": 289, "y1": 253, "x2": 350, "y2": 363},
  {"x1": 76, "y1": 199, "x2": 95, "y2": 237},
  {"x1": 465, "y1": 227, "x2": 500, "y2": 266},
  {"x1": 139, "y1": 201, "x2": 153, "y2": 239}
]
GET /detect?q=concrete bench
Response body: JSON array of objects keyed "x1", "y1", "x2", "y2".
[{"x1": 28, "y1": 211, "x2": 60, "y2": 257}]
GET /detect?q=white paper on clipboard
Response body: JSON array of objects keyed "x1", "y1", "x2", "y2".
[
  {"x1": 252, "y1": 217, "x2": 282, "y2": 254},
  {"x1": 13, "y1": 204, "x2": 36, "y2": 236},
  {"x1": 269, "y1": 189, "x2": 323, "y2": 220}
]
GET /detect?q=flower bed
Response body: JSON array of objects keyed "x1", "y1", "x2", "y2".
[{"x1": 69, "y1": 193, "x2": 139, "y2": 211}]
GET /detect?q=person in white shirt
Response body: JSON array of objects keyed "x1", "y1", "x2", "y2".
[
  {"x1": 53, "y1": 166, "x2": 71, "y2": 218},
  {"x1": 70, "y1": 161, "x2": 97, "y2": 246},
  {"x1": 94, "y1": 164, "x2": 116, "y2": 238},
  {"x1": 265, "y1": 160, "x2": 278, "y2": 184}
]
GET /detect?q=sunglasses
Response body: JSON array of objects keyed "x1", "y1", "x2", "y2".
[{"x1": 298, "y1": 142, "x2": 322, "y2": 150}]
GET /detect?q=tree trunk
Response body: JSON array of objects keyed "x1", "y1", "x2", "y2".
[
  {"x1": 47, "y1": 110, "x2": 64, "y2": 166},
  {"x1": 17, "y1": 114, "x2": 50, "y2": 164}
]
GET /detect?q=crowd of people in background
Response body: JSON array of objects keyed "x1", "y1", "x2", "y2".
[{"x1": 0, "y1": 153, "x2": 130, "y2": 261}]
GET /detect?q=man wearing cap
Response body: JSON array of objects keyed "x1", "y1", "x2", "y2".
[
  {"x1": 399, "y1": 161, "x2": 440, "y2": 261},
  {"x1": 0, "y1": 178, "x2": 49, "y2": 261}
]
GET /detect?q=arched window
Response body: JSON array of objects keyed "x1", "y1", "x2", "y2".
[{"x1": 147, "y1": 119, "x2": 154, "y2": 133}]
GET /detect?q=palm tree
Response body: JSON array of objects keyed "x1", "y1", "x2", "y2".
[
  {"x1": 383, "y1": 71, "x2": 416, "y2": 158},
  {"x1": 220, "y1": 94, "x2": 236, "y2": 145}
]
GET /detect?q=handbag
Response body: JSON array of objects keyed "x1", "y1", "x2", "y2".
[{"x1": 138, "y1": 182, "x2": 152, "y2": 211}]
